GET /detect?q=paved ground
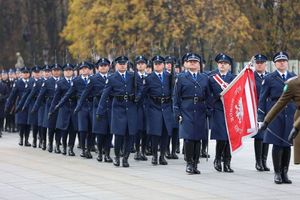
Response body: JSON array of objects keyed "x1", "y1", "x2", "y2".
[{"x1": 0, "y1": 132, "x2": 300, "y2": 200}]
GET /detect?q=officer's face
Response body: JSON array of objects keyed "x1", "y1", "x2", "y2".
[
  {"x1": 275, "y1": 59, "x2": 288, "y2": 72},
  {"x1": 9, "y1": 73, "x2": 15, "y2": 79},
  {"x1": 255, "y1": 61, "x2": 266, "y2": 73},
  {"x1": 217, "y1": 62, "x2": 230, "y2": 73},
  {"x1": 2, "y1": 73, "x2": 8, "y2": 80},
  {"x1": 145, "y1": 67, "x2": 152, "y2": 74},
  {"x1": 43, "y1": 70, "x2": 51, "y2": 78},
  {"x1": 80, "y1": 66, "x2": 90, "y2": 76},
  {"x1": 116, "y1": 63, "x2": 127, "y2": 73},
  {"x1": 165, "y1": 63, "x2": 172, "y2": 71},
  {"x1": 32, "y1": 71, "x2": 41, "y2": 79},
  {"x1": 64, "y1": 69, "x2": 73, "y2": 78},
  {"x1": 16, "y1": 72, "x2": 21, "y2": 78},
  {"x1": 22, "y1": 72, "x2": 30, "y2": 79},
  {"x1": 136, "y1": 62, "x2": 146, "y2": 72},
  {"x1": 52, "y1": 69, "x2": 61, "y2": 77},
  {"x1": 187, "y1": 60, "x2": 200, "y2": 72},
  {"x1": 98, "y1": 65, "x2": 109, "y2": 74},
  {"x1": 153, "y1": 62, "x2": 164, "y2": 73}
]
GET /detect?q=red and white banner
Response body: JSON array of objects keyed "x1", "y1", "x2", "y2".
[{"x1": 221, "y1": 66, "x2": 258, "y2": 153}]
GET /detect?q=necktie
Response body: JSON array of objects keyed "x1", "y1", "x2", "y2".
[
  {"x1": 282, "y1": 74, "x2": 286, "y2": 81},
  {"x1": 158, "y1": 74, "x2": 162, "y2": 82},
  {"x1": 221, "y1": 75, "x2": 225, "y2": 80},
  {"x1": 193, "y1": 73, "x2": 197, "y2": 80},
  {"x1": 121, "y1": 74, "x2": 125, "y2": 81},
  {"x1": 141, "y1": 75, "x2": 144, "y2": 79},
  {"x1": 84, "y1": 78, "x2": 87, "y2": 84},
  {"x1": 260, "y1": 74, "x2": 264, "y2": 79},
  {"x1": 68, "y1": 79, "x2": 71, "y2": 84}
]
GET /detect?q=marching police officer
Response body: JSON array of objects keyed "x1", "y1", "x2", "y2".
[
  {"x1": 133, "y1": 55, "x2": 148, "y2": 161},
  {"x1": 164, "y1": 55, "x2": 179, "y2": 159},
  {"x1": 50, "y1": 63, "x2": 77, "y2": 156},
  {"x1": 5, "y1": 67, "x2": 32, "y2": 146},
  {"x1": 258, "y1": 51, "x2": 296, "y2": 184},
  {"x1": 173, "y1": 53, "x2": 210, "y2": 174},
  {"x1": 17, "y1": 66, "x2": 42, "y2": 148},
  {"x1": 209, "y1": 53, "x2": 235, "y2": 173},
  {"x1": 76, "y1": 58, "x2": 113, "y2": 162},
  {"x1": 97, "y1": 56, "x2": 142, "y2": 167},
  {"x1": 54, "y1": 62, "x2": 93, "y2": 159},
  {"x1": 144, "y1": 55, "x2": 174, "y2": 165},
  {"x1": 6, "y1": 69, "x2": 17, "y2": 132},
  {"x1": 23, "y1": 65, "x2": 51, "y2": 150},
  {"x1": 32, "y1": 64, "x2": 62, "y2": 153},
  {"x1": 252, "y1": 54, "x2": 270, "y2": 171}
]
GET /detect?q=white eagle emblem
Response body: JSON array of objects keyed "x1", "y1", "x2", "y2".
[{"x1": 235, "y1": 98, "x2": 243, "y2": 124}]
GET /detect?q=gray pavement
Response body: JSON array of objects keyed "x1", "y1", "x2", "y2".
[{"x1": 0, "y1": 132, "x2": 300, "y2": 200}]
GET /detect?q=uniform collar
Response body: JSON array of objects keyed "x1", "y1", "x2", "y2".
[{"x1": 276, "y1": 70, "x2": 287, "y2": 77}]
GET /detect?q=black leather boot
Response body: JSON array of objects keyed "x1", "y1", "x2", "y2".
[
  {"x1": 55, "y1": 144, "x2": 61, "y2": 154},
  {"x1": 42, "y1": 140, "x2": 47, "y2": 150},
  {"x1": 214, "y1": 140, "x2": 223, "y2": 172},
  {"x1": 193, "y1": 141, "x2": 201, "y2": 174},
  {"x1": 80, "y1": 148, "x2": 86, "y2": 157},
  {"x1": 281, "y1": 148, "x2": 292, "y2": 184},
  {"x1": 32, "y1": 137, "x2": 37, "y2": 148},
  {"x1": 272, "y1": 147, "x2": 283, "y2": 184},
  {"x1": 85, "y1": 149, "x2": 93, "y2": 159},
  {"x1": 104, "y1": 147, "x2": 113, "y2": 162},
  {"x1": 140, "y1": 145, "x2": 148, "y2": 161},
  {"x1": 19, "y1": 132, "x2": 24, "y2": 146},
  {"x1": 185, "y1": 141, "x2": 194, "y2": 174},
  {"x1": 114, "y1": 149, "x2": 120, "y2": 166},
  {"x1": 262, "y1": 143, "x2": 270, "y2": 171},
  {"x1": 254, "y1": 139, "x2": 264, "y2": 171},
  {"x1": 152, "y1": 147, "x2": 158, "y2": 165},
  {"x1": 122, "y1": 153, "x2": 130, "y2": 168},
  {"x1": 97, "y1": 152, "x2": 103, "y2": 162},
  {"x1": 48, "y1": 142, "x2": 53, "y2": 153},
  {"x1": 68, "y1": 146, "x2": 75, "y2": 156},
  {"x1": 223, "y1": 143, "x2": 234, "y2": 173},
  {"x1": 24, "y1": 131, "x2": 31, "y2": 147},
  {"x1": 62, "y1": 145, "x2": 67, "y2": 155}
]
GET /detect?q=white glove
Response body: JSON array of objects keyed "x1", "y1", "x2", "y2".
[{"x1": 257, "y1": 122, "x2": 264, "y2": 129}]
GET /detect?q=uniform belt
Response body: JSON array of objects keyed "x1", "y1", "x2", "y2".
[
  {"x1": 182, "y1": 96, "x2": 204, "y2": 104},
  {"x1": 114, "y1": 94, "x2": 135, "y2": 101},
  {"x1": 150, "y1": 96, "x2": 171, "y2": 104}
]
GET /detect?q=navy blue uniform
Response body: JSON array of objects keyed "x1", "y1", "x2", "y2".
[
  {"x1": 5, "y1": 78, "x2": 31, "y2": 145},
  {"x1": 55, "y1": 75, "x2": 93, "y2": 157},
  {"x1": 253, "y1": 71, "x2": 271, "y2": 171},
  {"x1": 23, "y1": 78, "x2": 47, "y2": 149},
  {"x1": 258, "y1": 71, "x2": 296, "y2": 147},
  {"x1": 173, "y1": 71, "x2": 210, "y2": 140},
  {"x1": 133, "y1": 72, "x2": 149, "y2": 161},
  {"x1": 143, "y1": 71, "x2": 173, "y2": 163},
  {"x1": 50, "y1": 77, "x2": 78, "y2": 155},
  {"x1": 32, "y1": 77, "x2": 61, "y2": 152},
  {"x1": 208, "y1": 70, "x2": 235, "y2": 172},
  {"x1": 97, "y1": 71, "x2": 142, "y2": 165},
  {"x1": 17, "y1": 78, "x2": 40, "y2": 147},
  {"x1": 77, "y1": 73, "x2": 113, "y2": 161}
]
